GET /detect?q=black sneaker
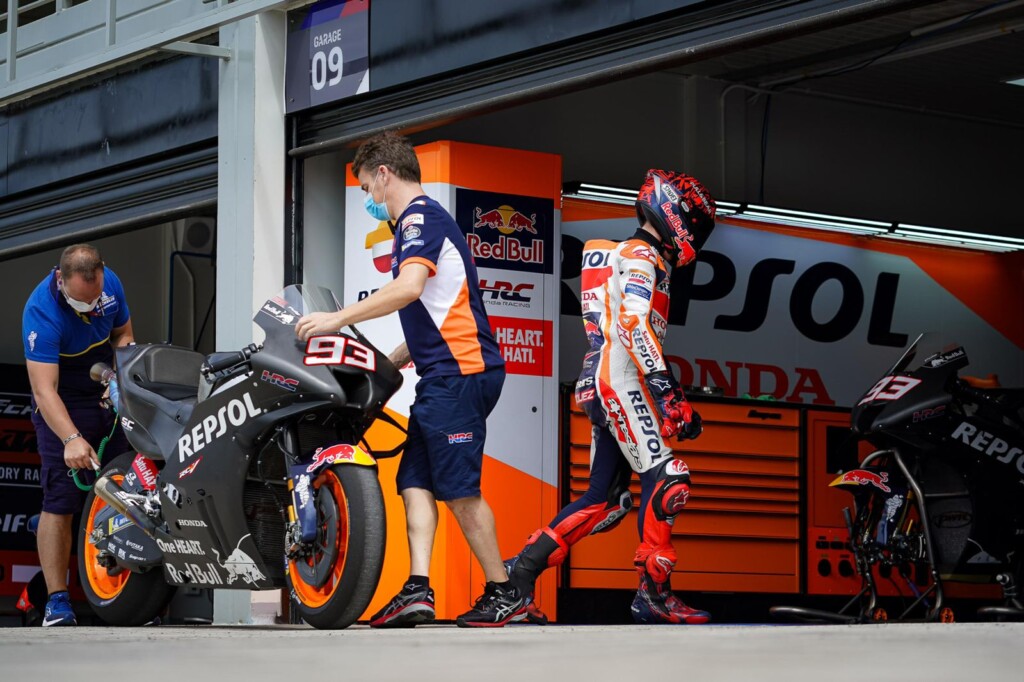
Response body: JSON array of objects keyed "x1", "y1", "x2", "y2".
[
  {"x1": 369, "y1": 581, "x2": 435, "y2": 628},
  {"x1": 456, "y1": 581, "x2": 527, "y2": 628},
  {"x1": 504, "y1": 555, "x2": 548, "y2": 625}
]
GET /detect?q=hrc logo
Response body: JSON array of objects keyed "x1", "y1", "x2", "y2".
[
  {"x1": 260, "y1": 370, "x2": 299, "y2": 392},
  {"x1": 447, "y1": 432, "x2": 473, "y2": 444}
]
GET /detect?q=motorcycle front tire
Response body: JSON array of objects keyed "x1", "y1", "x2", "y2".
[
  {"x1": 77, "y1": 451, "x2": 175, "y2": 626},
  {"x1": 287, "y1": 464, "x2": 385, "y2": 629}
]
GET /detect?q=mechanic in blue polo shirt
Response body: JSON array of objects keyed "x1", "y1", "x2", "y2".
[
  {"x1": 296, "y1": 131, "x2": 525, "y2": 628},
  {"x1": 22, "y1": 244, "x2": 133, "y2": 626}
]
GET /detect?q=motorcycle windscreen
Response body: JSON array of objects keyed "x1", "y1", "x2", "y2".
[
  {"x1": 851, "y1": 333, "x2": 966, "y2": 433},
  {"x1": 254, "y1": 284, "x2": 341, "y2": 331},
  {"x1": 866, "y1": 333, "x2": 967, "y2": 431},
  {"x1": 251, "y1": 284, "x2": 402, "y2": 412}
]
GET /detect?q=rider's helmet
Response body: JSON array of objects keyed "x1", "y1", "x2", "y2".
[{"x1": 635, "y1": 169, "x2": 716, "y2": 267}]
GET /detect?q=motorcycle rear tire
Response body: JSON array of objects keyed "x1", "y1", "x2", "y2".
[
  {"x1": 77, "y1": 451, "x2": 175, "y2": 626},
  {"x1": 287, "y1": 464, "x2": 385, "y2": 629}
]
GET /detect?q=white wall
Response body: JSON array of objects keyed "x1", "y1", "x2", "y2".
[{"x1": 302, "y1": 151, "x2": 349, "y2": 299}]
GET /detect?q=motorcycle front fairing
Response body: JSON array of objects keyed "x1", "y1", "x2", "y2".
[
  {"x1": 154, "y1": 285, "x2": 400, "y2": 589},
  {"x1": 852, "y1": 333, "x2": 966, "y2": 451}
]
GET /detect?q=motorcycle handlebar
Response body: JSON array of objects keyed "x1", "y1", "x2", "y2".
[{"x1": 202, "y1": 343, "x2": 261, "y2": 377}]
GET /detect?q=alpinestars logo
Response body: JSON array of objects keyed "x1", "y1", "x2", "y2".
[
  {"x1": 648, "y1": 376, "x2": 673, "y2": 393},
  {"x1": 178, "y1": 393, "x2": 262, "y2": 462}
]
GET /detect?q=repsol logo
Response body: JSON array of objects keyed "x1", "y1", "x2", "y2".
[
  {"x1": 178, "y1": 393, "x2": 262, "y2": 462},
  {"x1": 627, "y1": 391, "x2": 662, "y2": 455},
  {"x1": 562, "y1": 242, "x2": 909, "y2": 348},
  {"x1": 951, "y1": 422, "x2": 1024, "y2": 474}
]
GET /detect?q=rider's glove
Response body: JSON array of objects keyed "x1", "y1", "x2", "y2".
[{"x1": 644, "y1": 370, "x2": 700, "y2": 439}]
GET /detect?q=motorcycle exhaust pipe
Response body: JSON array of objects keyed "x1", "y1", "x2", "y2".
[{"x1": 93, "y1": 474, "x2": 158, "y2": 539}]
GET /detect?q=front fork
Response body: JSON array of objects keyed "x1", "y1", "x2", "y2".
[{"x1": 281, "y1": 433, "x2": 379, "y2": 558}]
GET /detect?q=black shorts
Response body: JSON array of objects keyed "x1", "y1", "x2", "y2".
[
  {"x1": 396, "y1": 367, "x2": 505, "y2": 501},
  {"x1": 32, "y1": 405, "x2": 130, "y2": 515}
]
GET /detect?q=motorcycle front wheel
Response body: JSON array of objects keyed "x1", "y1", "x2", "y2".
[
  {"x1": 77, "y1": 451, "x2": 175, "y2": 625},
  {"x1": 286, "y1": 464, "x2": 385, "y2": 629}
]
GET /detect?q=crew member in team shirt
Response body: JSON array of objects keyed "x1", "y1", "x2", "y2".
[
  {"x1": 22, "y1": 244, "x2": 133, "y2": 626},
  {"x1": 296, "y1": 131, "x2": 524, "y2": 628}
]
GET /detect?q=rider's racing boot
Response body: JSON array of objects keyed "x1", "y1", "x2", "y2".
[{"x1": 630, "y1": 573, "x2": 710, "y2": 625}]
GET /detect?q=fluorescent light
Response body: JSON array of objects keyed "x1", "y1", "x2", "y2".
[
  {"x1": 564, "y1": 189, "x2": 635, "y2": 205},
  {"x1": 715, "y1": 200, "x2": 741, "y2": 215},
  {"x1": 897, "y1": 223, "x2": 1024, "y2": 245},
  {"x1": 893, "y1": 229, "x2": 1020, "y2": 251},
  {"x1": 562, "y1": 182, "x2": 1021, "y2": 252},
  {"x1": 747, "y1": 204, "x2": 891, "y2": 228},
  {"x1": 742, "y1": 210, "x2": 889, "y2": 234},
  {"x1": 1004, "y1": 77, "x2": 1024, "y2": 87},
  {"x1": 882, "y1": 232, "x2": 1016, "y2": 253},
  {"x1": 578, "y1": 183, "x2": 636, "y2": 195}
]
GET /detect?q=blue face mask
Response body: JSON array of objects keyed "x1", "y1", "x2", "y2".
[{"x1": 363, "y1": 171, "x2": 391, "y2": 222}]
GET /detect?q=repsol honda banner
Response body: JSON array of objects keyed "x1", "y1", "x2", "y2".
[
  {"x1": 342, "y1": 141, "x2": 562, "y2": 620},
  {"x1": 561, "y1": 198, "x2": 1022, "y2": 407}
]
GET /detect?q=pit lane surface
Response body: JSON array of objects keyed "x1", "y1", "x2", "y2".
[{"x1": 2, "y1": 622, "x2": 1021, "y2": 681}]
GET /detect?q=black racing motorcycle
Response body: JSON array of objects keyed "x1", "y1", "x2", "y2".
[
  {"x1": 77, "y1": 284, "x2": 404, "y2": 628},
  {"x1": 774, "y1": 333, "x2": 1024, "y2": 623}
]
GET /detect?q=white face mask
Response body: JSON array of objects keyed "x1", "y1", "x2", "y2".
[{"x1": 59, "y1": 280, "x2": 99, "y2": 313}]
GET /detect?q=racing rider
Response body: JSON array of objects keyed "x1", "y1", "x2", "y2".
[{"x1": 506, "y1": 169, "x2": 717, "y2": 624}]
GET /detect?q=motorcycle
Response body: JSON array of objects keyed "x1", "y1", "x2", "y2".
[
  {"x1": 76, "y1": 284, "x2": 405, "y2": 628},
  {"x1": 773, "y1": 333, "x2": 1024, "y2": 623}
]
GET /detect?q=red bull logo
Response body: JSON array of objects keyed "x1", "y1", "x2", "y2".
[
  {"x1": 466, "y1": 233, "x2": 544, "y2": 265},
  {"x1": 830, "y1": 469, "x2": 892, "y2": 493},
  {"x1": 474, "y1": 205, "x2": 537, "y2": 235},
  {"x1": 306, "y1": 444, "x2": 356, "y2": 473}
]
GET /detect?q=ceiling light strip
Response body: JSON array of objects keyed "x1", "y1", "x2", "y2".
[
  {"x1": 563, "y1": 184, "x2": 1019, "y2": 251},
  {"x1": 747, "y1": 204, "x2": 891, "y2": 227},
  {"x1": 883, "y1": 233, "x2": 1014, "y2": 253},
  {"x1": 897, "y1": 223, "x2": 1024, "y2": 245}
]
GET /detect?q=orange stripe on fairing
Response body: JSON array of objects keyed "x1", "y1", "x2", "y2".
[
  {"x1": 399, "y1": 256, "x2": 437, "y2": 276},
  {"x1": 347, "y1": 141, "x2": 562, "y2": 204},
  {"x1": 565, "y1": 200, "x2": 1023, "y2": 349},
  {"x1": 439, "y1": 279, "x2": 486, "y2": 374}
]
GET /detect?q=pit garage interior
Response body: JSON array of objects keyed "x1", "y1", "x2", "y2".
[
  {"x1": 292, "y1": 0, "x2": 1024, "y2": 623},
  {"x1": 1, "y1": 0, "x2": 1022, "y2": 625}
]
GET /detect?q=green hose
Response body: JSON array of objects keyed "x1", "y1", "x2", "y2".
[{"x1": 72, "y1": 417, "x2": 119, "y2": 492}]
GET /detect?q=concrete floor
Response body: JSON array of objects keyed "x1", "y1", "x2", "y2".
[{"x1": 2, "y1": 622, "x2": 1022, "y2": 682}]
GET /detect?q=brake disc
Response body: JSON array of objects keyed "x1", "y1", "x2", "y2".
[{"x1": 294, "y1": 480, "x2": 339, "y2": 589}]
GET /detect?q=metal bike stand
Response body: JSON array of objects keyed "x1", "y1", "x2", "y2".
[{"x1": 861, "y1": 448, "x2": 945, "y2": 621}]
